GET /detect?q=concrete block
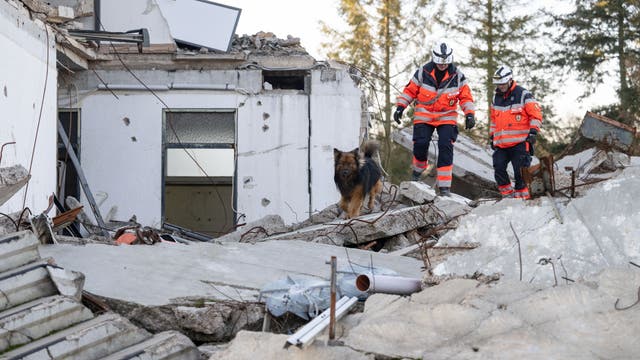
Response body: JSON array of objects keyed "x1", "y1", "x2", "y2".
[
  {"x1": 47, "y1": 266, "x2": 85, "y2": 301},
  {"x1": 99, "y1": 331, "x2": 199, "y2": 360},
  {"x1": 400, "y1": 181, "x2": 436, "y2": 204},
  {"x1": 0, "y1": 231, "x2": 40, "y2": 273},
  {"x1": 1, "y1": 313, "x2": 151, "y2": 360},
  {"x1": 0, "y1": 295, "x2": 94, "y2": 352},
  {"x1": 0, "y1": 260, "x2": 57, "y2": 311},
  {"x1": 580, "y1": 111, "x2": 637, "y2": 153}
]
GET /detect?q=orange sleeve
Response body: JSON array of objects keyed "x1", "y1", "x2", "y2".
[
  {"x1": 524, "y1": 101, "x2": 543, "y2": 132},
  {"x1": 458, "y1": 83, "x2": 475, "y2": 116}
]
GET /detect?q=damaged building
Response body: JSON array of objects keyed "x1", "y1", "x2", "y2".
[
  {"x1": 2, "y1": 0, "x2": 640, "y2": 359},
  {"x1": 2, "y1": 0, "x2": 367, "y2": 238}
]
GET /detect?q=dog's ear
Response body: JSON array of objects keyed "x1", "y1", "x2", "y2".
[
  {"x1": 351, "y1": 148, "x2": 359, "y2": 156},
  {"x1": 333, "y1": 148, "x2": 340, "y2": 158}
]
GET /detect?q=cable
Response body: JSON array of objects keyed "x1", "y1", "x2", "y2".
[{"x1": 22, "y1": 26, "x2": 50, "y2": 210}]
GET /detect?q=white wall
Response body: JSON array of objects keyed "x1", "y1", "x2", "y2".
[
  {"x1": 0, "y1": 0, "x2": 57, "y2": 214},
  {"x1": 73, "y1": 66, "x2": 362, "y2": 230},
  {"x1": 236, "y1": 93, "x2": 310, "y2": 224},
  {"x1": 100, "y1": 0, "x2": 173, "y2": 44},
  {"x1": 309, "y1": 69, "x2": 363, "y2": 214}
]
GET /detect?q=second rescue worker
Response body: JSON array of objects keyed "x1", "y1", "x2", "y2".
[
  {"x1": 393, "y1": 40, "x2": 476, "y2": 196},
  {"x1": 489, "y1": 65, "x2": 543, "y2": 199}
]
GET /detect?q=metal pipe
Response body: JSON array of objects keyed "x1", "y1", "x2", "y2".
[
  {"x1": 97, "y1": 84, "x2": 169, "y2": 91},
  {"x1": 329, "y1": 256, "x2": 337, "y2": 340},
  {"x1": 170, "y1": 83, "x2": 236, "y2": 90},
  {"x1": 355, "y1": 274, "x2": 422, "y2": 295}
]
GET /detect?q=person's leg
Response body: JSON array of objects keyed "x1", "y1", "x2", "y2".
[
  {"x1": 411, "y1": 123, "x2": 435, "y2": 180},
  {"x1": 493, "y1": 147, "x2": 514, "y2": 197},
  {"x1": 511, "y1": 142, "x2": 532, "y2": 199},
  {"x1": 435, "y1": 125, "x2": 457, "y2": 195}
]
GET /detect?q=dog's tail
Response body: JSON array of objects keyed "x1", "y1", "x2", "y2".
[{"x1": 361, "y1": 140, "x2": 379, "y2": 158}]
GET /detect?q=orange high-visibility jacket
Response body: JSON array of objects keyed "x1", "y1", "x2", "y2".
[
  {"x1": 490, "y1": 81, "x2": 543, "y2": 149},
  {"x1": 396, "y1": 62, "x2": 475, "y2": 126}
]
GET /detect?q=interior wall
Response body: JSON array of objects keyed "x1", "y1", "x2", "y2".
[{"x1": 0, "y1": 0, "x2": 58, "y2": 214}]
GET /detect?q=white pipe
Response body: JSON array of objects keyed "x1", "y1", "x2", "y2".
[
  {"x1": 170, "y1": 83, "x2": 236, "y2": 90},
  {"x1": 355, "y1": 274, "x2": 422, "y2": 295},
  {"x1": 97, "y1": 84, "x2": 169, "y2": 91}
]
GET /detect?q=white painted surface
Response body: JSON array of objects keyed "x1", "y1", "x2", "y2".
[
  {"x1": 310, "y1": 69, "x2": 362, "y2": 214},
  {"x1": 236, "y1": 93, "x2": 310, "y2": 224},
  {"x1": 73, "y1": 67, "x2": 362, "y2": 230},
  {"x1": 156, "y1": 0, "x2": 240, "y2": 51},
  {"x1": 0, "y1": 1, "x2": 57, "y2": 214},
  {"x1": 100, "y1": 0, "x2": 173, "y2": 44}
]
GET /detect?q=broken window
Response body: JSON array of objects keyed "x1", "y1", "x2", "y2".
[
  {"x1": 262, "y1": 70, "x2": 308, "y2": 91},
  {"x1": 163, "y1": 110, "x2": 236, "y2": 236}
]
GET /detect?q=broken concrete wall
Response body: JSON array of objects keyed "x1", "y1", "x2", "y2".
[
  {"x1": 309, "y1": 66, "x2": 363, "y2": 216},
  {"x1": 0, "y1": 0, "x2": 58, "y2": 214},
  {"x1": 60, "y1": 62, "x2": 362, "y2": 228}
]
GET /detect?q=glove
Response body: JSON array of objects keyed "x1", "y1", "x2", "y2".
[
  {"x1": 465, "y1": 114, "x2": 475, "y2": 130},
  {"x1": 393, "y1": 106, "x2": 405, "y2": 124},
  {"x1": 489, "y1": 135, "x2": 495, "y2": 150},
  {"x1": 526, "y1": 129, "x2": 537, "y2": 146},
  {"x1": 526, "y1": 129, "x2": 537, "y2": 156}
]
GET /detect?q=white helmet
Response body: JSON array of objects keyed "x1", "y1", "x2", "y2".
[
  {"x1": 493, "y1": 65, "x2": 513, "y2": 85},
  {"x1": 432, "y1": 40, "x2": 453, "y2": 64}
]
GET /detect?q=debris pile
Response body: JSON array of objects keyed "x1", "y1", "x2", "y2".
[{"x1": 230, "y1": 32, "x2": 309, "y2": 56}]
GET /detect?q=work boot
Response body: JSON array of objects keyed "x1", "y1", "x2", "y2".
[
  {"x1": 438, "y1": 187, "x2": 451, "y2": 197},
  {"x1": 411, "y1": 170, "x2": 422, "y2": 181}
]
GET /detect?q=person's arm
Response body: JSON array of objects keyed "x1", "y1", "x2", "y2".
[
  {"x1": 396, "y1": 69, "x2": 420, "y2": 108},
  {"x1": 524, "y1": 92, "x2": 542, "y2": 133}
]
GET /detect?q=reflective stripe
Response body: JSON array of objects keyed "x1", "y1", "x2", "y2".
[
  {"x1": 514, "y1": 188, "x2": 530, "y2": 199},
  {"x1": 419, "y1": 83, "x2": 437, "y2": 92},
  {"x1": 414, "y1": 115, "x2": 458, "y2": 122},
  {"x1": 492, "y1": 104, "x2": 524, "y2": 111},
  {"x1": 498, "y1": 183, "x2": 514, "y2": 196},
  {"x1": 412, "y1": 158, "x2": 428, "y2": 171},
  {"x1": 437, "y1": 165, "x2": 453, "y2": 187},
  {"x1": 399, "y1": 93, "x2": 413, "y2": 102},
  {"x1": 530, "y1": 119, "x2": 542, "y2": 128},
  {"x1": 415, "y1": 108, "x2": 458, "y2": 116},
  {"x1": 494, "y1": 136, "x2": 527, "y2": 146},
  {"x1": 461, "y1": 101, "x2": 475, "y2": 111},
  {"x1": 494, "y1": 129, "x2": 530, "y2": 136}
]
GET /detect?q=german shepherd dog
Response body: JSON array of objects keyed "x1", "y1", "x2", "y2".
[{"x1": 333, "y1": 140, "x2": 383, "y2": 219}]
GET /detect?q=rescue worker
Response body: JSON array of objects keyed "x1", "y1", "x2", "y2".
[
  {"x1": 489, "y1": 65, "x2": 542, "y2": 199},
  {"x1": 393, "y1": 40, "x2": 476, "y2": 196}
]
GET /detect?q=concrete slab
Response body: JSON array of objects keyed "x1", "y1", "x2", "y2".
[
  {"x1": 39, "y1": 241, "x2": 423, "y2": 305},
  {"x1": 100, "y1": 330, "x2": 199, "y2": 360},
  {"x1": 264, "y1": 201, "x2": 470, "y2": 246},
  {"x1": 0, "y1": 260, "x2": 58, "y2": 311},
  {"x1": 0, "y1": 295, "x2": 93, "y2": 352},
  {"x1": 0, "y1": 313, "x2": 149, "y2": 360},
  {"x1": 0, "y1": 231, "x2": 40, "y2": 273}
]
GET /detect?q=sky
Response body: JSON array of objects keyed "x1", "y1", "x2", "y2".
[{"x1": 218, "y1": 0, "x2": 618, "y2": 125}]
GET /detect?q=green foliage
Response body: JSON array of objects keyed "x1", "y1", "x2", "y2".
[
  {"x1": 442, "y1": 0, "x2": 555, "y2": 136},
  {"x1": 547, "y1": 0, "x2": 640, "y2": 125},
  {"x1": 321, "y1": 0, "x2": 434, "y2": 169}
]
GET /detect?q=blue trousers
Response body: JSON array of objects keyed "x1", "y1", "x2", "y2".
[
  {"x1": 412, "y1": 123, "x2": 457, "y2": 167},
  {"x1": 492, "y1": 142, "x2": 531, "y2": 190}
]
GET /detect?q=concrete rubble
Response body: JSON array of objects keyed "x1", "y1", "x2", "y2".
[{"x1": 0, "y1": 230, "x2": 199, "y2": 359}]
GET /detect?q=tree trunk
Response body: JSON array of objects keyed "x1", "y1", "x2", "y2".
[{"x1": 486, "y1": 0, "x2": 494, "y2": 138}]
